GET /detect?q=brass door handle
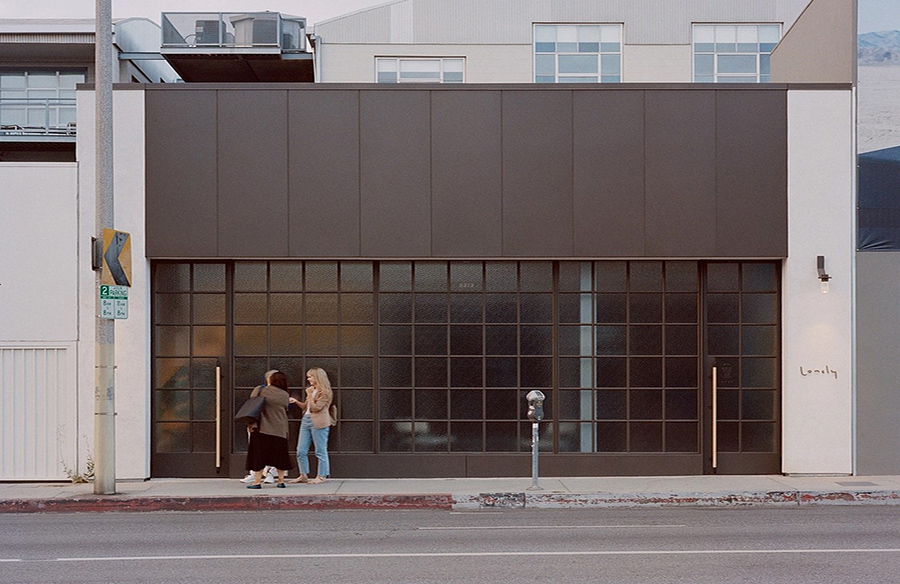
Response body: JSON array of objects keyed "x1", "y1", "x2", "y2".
[
  {"x1": 711, "y1": 365, "x2": 718, "y2": 471},
  {"x1": 215, "y1": 365, "x2": 221, "y2": 471}
]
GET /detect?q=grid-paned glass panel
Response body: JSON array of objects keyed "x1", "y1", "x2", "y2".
[
  {"x1": 154, "y1": 260, "x2": 780, "y2": 466},
  {"x1": 533, "y1": 24, "x2": 622, "y2": 83},
  {"x1": 376, "y1": 57, "x2": 466, "y2": 83},
  {"x1": 374, "y1": 261, "x2": 554, "y2": 452},
  {"x1": 155, "y1": 261, "x2": 378, "y2": 456},
  {"x1": 692, "y1": 24, "x2": 781, "y2": 83},
  {"x1": 558, "y1": 261, "x2": 701, "y2": 453},
  {"x1": 706, "y1": 262, "x2": 780, "y2": 455},
  {"x1": 153, "y1": 263, "x2": 226, "y2": 454}
]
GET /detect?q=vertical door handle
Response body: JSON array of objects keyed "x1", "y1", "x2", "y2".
[
  {"x1": 215, "y1": 365, "x2": 222, "y2": 471},
  {"x1": 711, "y1": 365, "x2": 718, "y2": 471}
]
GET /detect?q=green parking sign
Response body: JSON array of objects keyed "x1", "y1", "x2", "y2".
[{"x1": 99, "y1": 285, "x2": 128, "y2": 319}]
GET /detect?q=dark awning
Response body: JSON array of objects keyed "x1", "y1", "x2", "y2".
[{"x1": 859, "y1": 145, "x2": 900, "y2": 251}]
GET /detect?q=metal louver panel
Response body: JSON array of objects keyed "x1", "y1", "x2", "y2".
[{"x1": 0, "y1": 345, "x2": 77, "y2": 480}]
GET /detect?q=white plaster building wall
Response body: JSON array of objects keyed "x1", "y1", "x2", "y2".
[
  {"x1": 0, "y1": 163, "x2": 79, "y2": 479},
  {"x1": 320, "y1": 44, "x2": 533, "y2": 83},
  {"x1": 0, "y1": 164, "x2": 79, "y2": 342},
  {"x1": 782, "y1": 89, "x2": 854, "y2": 475},
  {"x1": 462, "y1": 45, "x2": 532, "y2": 83},
  {"x1": 313, "y1": 0, "x2": 813, "y2": 45},
  {"x1": 320, "y1": 43, "x2": 692, "y2": 83},
  {"x1": 76, "y1": 91, "x2": 95, "y2": 481},
  {"x1": 623, "y1": 45, "x2": 692, "y2": 83},
  {"x1": 76, "y1": 88, "x2": 150, "y2": 480}
]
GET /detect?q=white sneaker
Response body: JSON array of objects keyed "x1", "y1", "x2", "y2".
[
  {"x1": 263, "y1": 469, "x2": 277, "y2": 483},
  {"x1": 240, "y1": 473, "x2": 255, "y2": 483}
]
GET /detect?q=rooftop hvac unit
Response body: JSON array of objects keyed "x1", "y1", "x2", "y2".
[
  {"x1": 231, "y1": 14, "x2": 278, "y2": 46},
  {"x1": 195, "y1": 19, "x2": 223, "y2": 44}
]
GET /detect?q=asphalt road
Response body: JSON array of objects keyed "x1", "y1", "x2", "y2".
[{"x1": 1, "y1": 506, "x2": 899, "y2": 583}]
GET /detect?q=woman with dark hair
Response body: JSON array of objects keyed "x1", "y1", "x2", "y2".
[{"x1": 244, "y1": 369, "x2": 294, "y2": 489}]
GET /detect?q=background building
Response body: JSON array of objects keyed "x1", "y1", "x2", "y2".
[
  {"x1": 0, "y1": 18, "x2": 176, "y2": 480},
  {"x1": 2, "y1": 0, "x2": 882, "y2": 481}
]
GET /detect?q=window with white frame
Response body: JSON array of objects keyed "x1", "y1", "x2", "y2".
[
  {"x1": 692, "y1": 24, "x2": 780, "y2": 83},
  {"x1": 533, "y1": 24, "x2": 622, "y2": 84},
  {"x1": 0, "y1": 69, "x2": 85, "y2": 131},
  {"x1": 376, "y1": 58, "x2": 465, "y2": 83}
]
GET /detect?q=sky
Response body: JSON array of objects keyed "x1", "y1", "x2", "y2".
[{"x1": 0, "y1": 0, "x2": 897, "y2": 32}]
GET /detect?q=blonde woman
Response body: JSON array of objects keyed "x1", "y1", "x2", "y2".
[{"x1": 289, "y1": 367, "x2": 334, "y2": 484}]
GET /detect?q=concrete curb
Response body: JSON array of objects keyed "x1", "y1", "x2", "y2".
[
  {"x1": 0, "y1": 494, "x2": 454, "y2": 514},
  {"x1": 2, "y1": 490, "x2": 898, "y2": 513},
  {"x1": 456, "y1": 490, "x2": 900, "y2": 510}
]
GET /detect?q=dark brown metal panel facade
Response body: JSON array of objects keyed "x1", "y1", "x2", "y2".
[
  {"x1": 324, "y1": 454, "x2": 703, "y2": 478},
  {"x1": 144, "y1": 85, "x2": 789, "y2": 260},
  {"x1": 288, "y1": 90, "x2": 361, "y2": 257},
  {"x1": 359, "y1": 90, "x2": 432, "y2": 257},
  {"x1": 644, "y1": 90, "x2": 718, "y2": 257},
  {"x1": 573, "y1": 91, "x2": 646, "y2": 256},
  {"x1": 431, "y1": 91, "x2": 504, "y2": 257},
  {"x1": 715, "y1": 91, "x2": 788, "y2": 257},
  {"x1": 501, "y1": 90, "x2": 574, "y2": 257},
  {"x1": 145, "y1": 90, "x2": 219, "y2": 257},
  {"x1": 330, "y1": 455, "x2": 468, "y2": 478},
  {"x1": 216, "y1": 90, "x2": 289, "y2": 257}
]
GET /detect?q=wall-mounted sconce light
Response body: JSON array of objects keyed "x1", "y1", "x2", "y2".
[{"x1": 817, "y1": 255, "x2": 831, "y2": 293}]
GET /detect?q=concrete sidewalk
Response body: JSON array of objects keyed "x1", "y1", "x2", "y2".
[{"x1": 2, "y1": 475, "x2": 900, "y2": 513}]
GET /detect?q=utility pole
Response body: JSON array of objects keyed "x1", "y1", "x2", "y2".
[{"x1": 93, "y1": 0, "x2": 116, "y2": 495}]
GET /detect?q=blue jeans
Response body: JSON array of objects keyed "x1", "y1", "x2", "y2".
[{"x1": 296, "y1": 414, "x2": 330, "y2": 477}]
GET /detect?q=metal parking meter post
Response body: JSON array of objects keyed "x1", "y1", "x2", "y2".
[
  {"x1": 525, "y1": 390, "x2": 545, "y2": 491},
  {"x1": 529, "y1": 421, "x2": 541, "y2": 490}
]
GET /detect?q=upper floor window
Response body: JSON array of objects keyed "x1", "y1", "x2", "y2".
[
  {"x1": 376, "y1": 58, "x2": 465, "y2": 83},
  {"x1": 692, "y1": 24, "x2": 780, "y2": 83},
  {"x1": 0, "y1": 69, "x2": 85, "y2": 134},
  {"x1": 534, "y1": 24, "x2": 622, "y2": 84}
]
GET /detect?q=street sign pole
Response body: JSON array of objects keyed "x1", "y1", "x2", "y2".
[{"x1": 94, "y1": 0, "x2": 116, "y2": 495}]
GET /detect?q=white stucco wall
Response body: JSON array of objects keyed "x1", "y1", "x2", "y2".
[
  {"x1": 77, "y1": 87, "x2": 150, "y2": 480},
  {"x1": 782, "y1": 89, "x2": 855, "y2": 475},
  {"x1": 0, "y1": 164, "x2": 79, "y2": 342},
  {"x1": 0, "y1": 163, "x2": 80, "y2": 479}
]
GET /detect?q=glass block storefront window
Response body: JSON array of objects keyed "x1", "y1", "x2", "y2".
[
  {"x1": 558, "y1": 261, "x2": 701, "y2": 453},
  {"x1": 379, "y1": 262, "x2": 553, "y2": 452},
  {"x1": 231, "y1": 261, "x2": 375, "y2": 454},
  {"x1": 379, "y1": 261, "x2": 553, "y2": 453},
  {"x1": 153, "y1": 260, "x2": 780, "y2": 461}
]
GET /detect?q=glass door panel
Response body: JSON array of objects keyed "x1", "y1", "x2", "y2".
[
  {"x1": 152, "y1": 262, "x2": 228, "y2": 477},
  {"x1": 704, "y1": 262, "x2": 781, "y2": 474}
]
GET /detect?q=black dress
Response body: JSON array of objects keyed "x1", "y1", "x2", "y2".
[
  {"x1": 244, "y1": 385, "x2": 294, "y2": 472},
  {"x1": 245, "y1": 431, "x2": 294, "y2": 471}
]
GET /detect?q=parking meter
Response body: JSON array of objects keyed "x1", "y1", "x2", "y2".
[
  {"x1": 525, "y1": 390, "x2": 545, "y2": 490},
  {"x1": 526, "y1": 390, "x2": 545, "y2": 422}
]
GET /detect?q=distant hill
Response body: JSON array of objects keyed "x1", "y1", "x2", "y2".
[{"x1": 859, "y1": 30, "x2": 900, "y2": 66}]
